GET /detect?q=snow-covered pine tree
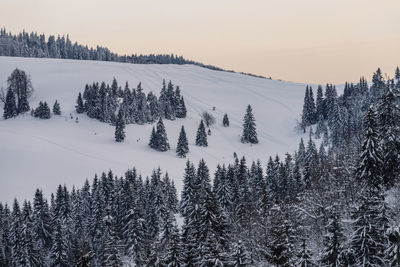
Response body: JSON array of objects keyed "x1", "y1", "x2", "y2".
[
  {"x1": 154, "y1": 117, "x2": 170, "y2": 151},
  {"x1": 180, "y1": 161, "x2": 197, "y2": 217},
  {"x1": 378, "y1": 89, "x2": 400, "y2": 188},
  {"x1": 241, "y1": 104, "x2": 258, "y2": 144},
  {"x1": 195, "y1": 120, "x2": 208, "y2": 147},
  {"x1": 297, "y1": 239, "x2": 314, "y2": 267},
  {"x1": 101, "y1": 215, "x2": 123, "y2": 267},
  {"x1": 350, "y1": 188, "x2": 390, "y2": 267},
  {"x1": 149, "y1": 126, "x2": 157, "y2": 149},
  {"x1": 163, "y1": 223, "x2": 183, "y2": 267},
  {"x1": 223, "y1": 113, "x2": 230, "y2": 127},
  {"x1": 53, "y1": 100, "x2": 61, "y2": 115},
  {"x1": 114, "y1": 109, "x2": 125, "y2": 142},
  {"x1": 75, "y1": 92, "x2": 85, "y2": 114},
  {"x1": 357, "y1": 106, "x2": 383, "y2": 189},
  {"x1": 316, "y1": 85, "x2": 324, "y2": 121},
  {"x1": 230, "y1": 240, "x2": 251, "y2": 266},
  {"x1": 267, "y1": 204, "x2": 295, "y2": 266},
  {"x1": 176, "y1": 126, "x2": 189, "y2": 158},
  {"x1": 3, "y1": 87, "x2": 17, "y2": 119},
  {"x1": 176, "y1": 96, "x2": 187, "y2": 118},
  {"x1": 321, "y1": 205, "x2": 345, "y2": 266}
]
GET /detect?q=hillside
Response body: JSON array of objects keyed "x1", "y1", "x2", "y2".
[{"x1": 0, "y1": 56, "x2": 307, "y2": 203}]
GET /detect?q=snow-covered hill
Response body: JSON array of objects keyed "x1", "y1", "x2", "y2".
[{"x1": 0, "y1": 56, "x2": 307, "y2": 203}]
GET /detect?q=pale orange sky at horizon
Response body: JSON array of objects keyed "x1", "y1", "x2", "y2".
[{"x1": 2, "y1": 0, "x2": 400, "y2": 84}]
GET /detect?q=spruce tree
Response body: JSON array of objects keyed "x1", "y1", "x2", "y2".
[
  {"x1": 154, "y1": 117, "x2": 170, "y2": 151},
  {"x1": 351, "y1": 188, "x2": 389, "y2": 267},
  {"x1": 163, "y1": 223, "x2": 183, "y2": 266},
  {"x1": 195, "y1": 120, "x2": 208, "y2": 147},
  {"x1": 75, "y1": 92, "x2": 85, "y2": 114},
  {"x1": 176, "y1": 126, "x2": 189, "y2": 158},
  {"x1": 114, "y1": 109, "x2": 125, "y2": 142},
  {"x1": 149, "y1": 126, "x2": 157, "y2": 149},
  {"x1": 297, "y1": 239, "x2": 314, "y2": 267},
  {"x1": 3, "y1": 88, "x2": 17, "y2": 119},
  {"x1": 241, "y1": 105, "x2": 258, "y2": 144},
  {"x1": 267, "y1": 204, "x2": 295, "y2": 266},
  {"x1": 53, "y1": 100, "x2": 61, "y2": 115},
  {"x1": 223, "y1": 113, "x2": 230, "y2": 127},
  {"x1": 321, "y1": 206, "x2": 345, "y2": 266},
  {"x1": 357, "y1": 106, "x2": 383, "y2": 189}
]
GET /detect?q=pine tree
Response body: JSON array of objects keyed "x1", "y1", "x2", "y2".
[
  {"x1": 195, "y1": 120, "x2": 208, "y2": 147},
  {"x1": 223, "y1": 113, "x2": 230, "y2": 127},
  {"x1": 114, "y1": 109, "x2": 125, "y2": 142},
  {"x1": 241, "y1": 105, "x2": 258, "y2": 144},
  {"x1": 316, "y1": 85, "x2": 324, "y2": 121},
  {"x1": 163, "y1": 223, "x2": 183, "y2": 267},
  {"x1": 357, "y1": 106, "x2": 383, "y2": 189},
  {"x1": 3, "y1": 88, "x2": 17, "y2": 119},
  {"x1": 154, "y1": 117, "x2": 170, "y2": 151},
  {"x1": 351, "y1": 188, "x2": 389, "y2": 267},
  {"x1": 176, "y1": 96, "x2": 187, "y2": 118},
  {"x1": 267, "y1": 204, "x2": 295, "y2": 266},
  {"x1": 179, "y1": 161, "x2": 197, "y2": 217},
  {"x1": 101, "y1": 215, "x2": 123, "y2": 267},
  {"x1": 176, "y1": 126, "x2": 189, "y2": 158},
  {"x1": 149, "y1": 126, "x2": 157, "y2": 149},
  {"x1": 297, "y1": 239, "x2": 314, "y2": 267},
  {"x1": 321, "y1": 206, "x2": 345, "y2": 266},
  {"x1": 53, "y1": 100, "x2": 61, "y2": 115},
  {"x1": 378, "y1": 89, "x2": 400, "y2": 188},
  {"x1": 230, "y1": 241, "x2": 251, "y2": 266},
  {"x1": 76, "y1": 92, "x2": 85, "y2": 114}
]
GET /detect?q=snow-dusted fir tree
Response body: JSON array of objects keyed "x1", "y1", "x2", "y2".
[
  {"x1": 176, "y1": 96, "x2": 187, "y2": 118},
  {"x1": 297, "y1": 239, "x2": 314, "y2": 267},
  {"x1": 114, "y1": 109, "x2": 125, "y2": 142},
  {"x1": 350, "y1": 188, "x2": 390, "y2": 267},
  {"x1": 176, "y1": 126, "x2": 189, "y2": 158},
  {"x1": 154, "y1": 117, "x2": 170, "y2": 151},
  {"x1": 378, "y1": 89, "x2": 400, "y2": 188},
  {"x1": 3, "y1": 87, "x2": 17, "y2": 119},
  {"x1": 230, "y1": 240, "x2": 251, "y2": 266},
  {"x1": 75, "y1": 92, "x2": 85, "y2": 114},
  {"x1": 356, "y1": 106, "x2": 383, "y2": 189},
  {"x1": 195, "y1": 120, "x2": 208, "y2": 147},
  {"x1": 53, "y1": 100, "x2": 61, "y2": 115},
  {"x1": 148, "y1": 126, "x2": 157, "y2": 150},
  {"x1": 321, "y1": 206, "x2": 345, "y2": 266},
  {"x1": 267, "y1": 204, "x2": 295, "y2": 266},
  {"x1": 241, "y1": 105, "x2": 258, "y2": 144},
  {"x1": 223, "y1": 113, "x2": 230, "y2": 127},
  {"x1": 163, "y1": 223, "x2": 183, "y2": 266}
]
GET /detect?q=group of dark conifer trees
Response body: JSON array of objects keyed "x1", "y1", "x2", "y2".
[
  {"x1": 76, "y1": 78, "x2": 186, "y2": 126},
  {"x1": 0, "y1": 28, "x2": 227, "y2": 72},
  {"x1": 2, "y1": 68, "x2": 32, "y2": 119}
]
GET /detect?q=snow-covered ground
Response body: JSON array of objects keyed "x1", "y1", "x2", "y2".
[{"x1": 0, "y1": 56, "x2": 308, "y2": 203}]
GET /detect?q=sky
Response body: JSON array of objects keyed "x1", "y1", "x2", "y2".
[{"x1": 1, "y1": 0, "x2": 400, "y2": 84}]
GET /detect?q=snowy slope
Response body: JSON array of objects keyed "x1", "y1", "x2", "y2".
[{"x1": 0, "y1": 56, "x2": 308, "y2": 203}]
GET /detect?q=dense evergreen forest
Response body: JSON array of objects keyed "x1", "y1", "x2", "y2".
[
  {"x1": 0, "y1": 29, "x2": 266, "y2": 79},
  {"x1": 1, "y1": 66, "x2": 400, "y2": 266}
]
